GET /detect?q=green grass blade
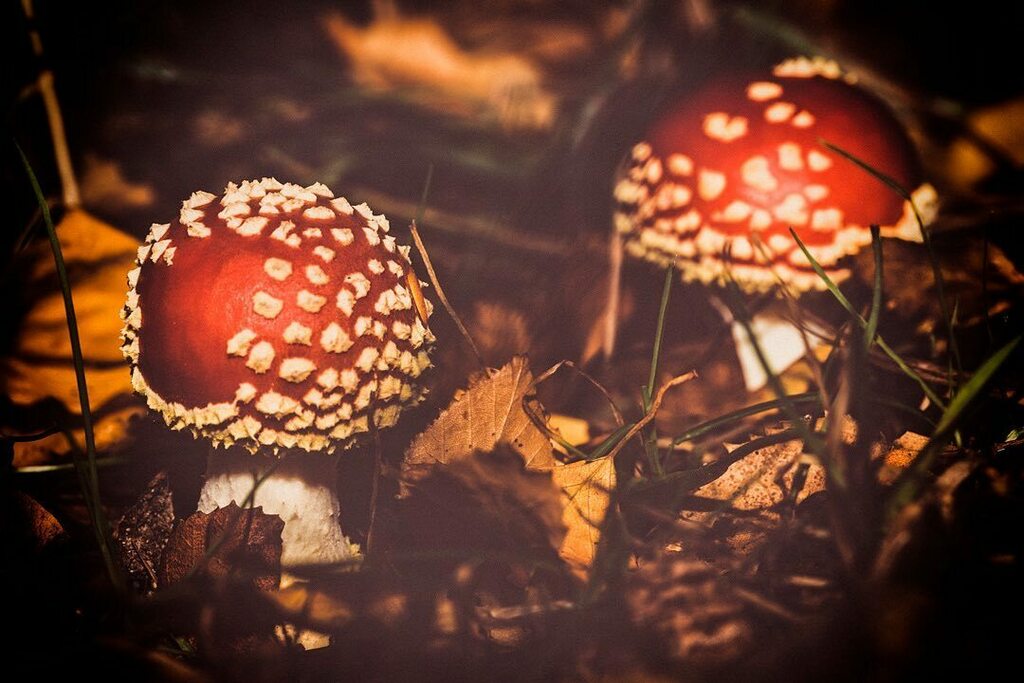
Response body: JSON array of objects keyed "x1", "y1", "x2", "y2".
[
  {"x1": 865, "y1": 226, "x2": 883, "y2": 348},
  {"x1": 670, "y1": 392, "x2": 820, "y2": 447},
  {"x1": 821, "y1": 139, "x2": 962, "y2": 380},
  {"x1": 891, "y1": 336, "x2": 1020, "y2": 509},
  {"x1": 790, "y1": 228, "x2": 946, "y2": 411},
  {"x1": 646, "y1": 266, "x2": 674, "y2": 407},
  {"x1": 16, "y1": 142, "x2": 124, "y2": 592}
]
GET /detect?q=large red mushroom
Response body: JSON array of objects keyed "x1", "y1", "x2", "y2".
[
  {"x1": 121, "y1": 178, "x2": 434, "y2": 568},
  {"x1": 611, "y1": 56, "x2": 937, "y2": 388}
]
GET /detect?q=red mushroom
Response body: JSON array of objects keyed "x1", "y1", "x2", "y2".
[
  {"x1": 120, "y1": 178, "x2": 434, "y2": 568},
  {"x1": 613, "y1": 56, "x2": 937, "y2": 291},
  {"x1": 610, "y1": 57, "x2": 937, "y2": 389}
]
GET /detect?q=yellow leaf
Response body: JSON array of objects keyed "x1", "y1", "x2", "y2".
[
  {"x1": 551, "y1": 456, "x2": 615, "y2": 574},
  {"x1": 404, "y1": 355, "x2": 555, "y2": 475},
  {"x1": 3, "y1": 209, "x2": 139, "y2": 466}
]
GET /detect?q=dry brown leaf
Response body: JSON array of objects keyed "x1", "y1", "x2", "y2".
[
  {"x1": 878, "y1": 431, "x2": 929, "y2": 485},
  {"x1": 79, "y1": 153, "x2": 155, "y2": 210},
  {"x1": 0, "y1": 490, "x2": 66, "y2": 553},
  {"x1": 114, "y1": 472, "x2": 175, "y2": 594},
  {"x1": 404, "y1": 355, "x2": 555, "y2": 478},
  {"x1": 159, "y1": 503, "x2": 284, "y2": 592},
  {"x1": 322, "y1": 11, "x2": 556, "y2": 130},
  {"x1": 3, "y1": 209, "x2": 140, "y2": 466},
  {"x1": 551, "y1": 456, "x2": 615, "y2": 573}
]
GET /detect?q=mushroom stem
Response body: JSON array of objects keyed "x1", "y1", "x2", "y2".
[{"x1": 197, "y1": 449, "x2": 359, "y2": 568}]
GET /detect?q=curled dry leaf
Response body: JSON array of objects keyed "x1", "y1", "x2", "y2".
[
  {"x1": 551, "y1": 456, "x2": 615, "y2": 573},
  {"x1": 114, "y1": 472, "x2": 175, "y2": 595},
  {"x1": 2, "y1": 209, "x2": 143, "y2": 466},
  {"x1": 159, "y1": 503, "x2": 284, "y2": 592},
  {"x1": 322, "y1": 11, "x2": 556, "y2": 130},
  {"x1": 404, "y1": 355, "x2": 555, "y2": 479},
  {"x1": 0, "y1": 489, "x2": 66, "y2": 553}
]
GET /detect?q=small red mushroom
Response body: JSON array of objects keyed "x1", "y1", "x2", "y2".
[
  {"x1": 614, "y1": 56, "x2": 937, "y2": 292},
  {"x1": 120, "y1": 178, "x2": 434, "y2": 568},
  {"x1": 610, "y1": 57, "x2": 938, "y2": 388}
]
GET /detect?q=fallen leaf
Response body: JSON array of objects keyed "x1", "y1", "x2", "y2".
[
  {"x1": 551, "y1": 456, "x2": 615, "y2": 573},
  {"x1": 159, "y1": 503, "x2": 284, "y2": 592},
  {"x1": 2, "y1": 209, "x2": 140, "y2": 466},
  {"x1": 0, "y1": 489, "x2": 66, "y2": 553},
  {"x1": 404, "y1": 355, "x2": 555, "y2": 479},
  {"x1": 322, "y1": 11, "x2": 556, "y2": 130},
  {"x1": 114, "y1": 472, "x2": 175, "y2": 595},
  {"x1": 877, "y1": 431, "x2": 929, "y2": 485},
  {"x1": 80, "y1": 153, "x2": 155, "y2": 210}
]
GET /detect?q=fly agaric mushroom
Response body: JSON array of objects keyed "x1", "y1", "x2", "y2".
[
  {"x1": 613, "y1": 55, "x2": 937, "y2": 291},
  {"x1": 610, "y1": 57, "x2": 937, "y2": 389},
  {"x1": 120, "y1": 178, "x2": 434, "y2": 567}
]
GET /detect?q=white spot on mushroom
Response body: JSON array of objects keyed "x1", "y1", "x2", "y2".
[
  {"x1": 150, "y1": 239, "x2": 172, "y2": 263},
  {"x1": 279, "y1": 357, "x2": 317, "y2": 383},
  {"x1": 792, "y1": 111, "x2": 815, "y2": 128},
  {"x1": 227, "y1": 329, "x2": 258, "y2": 356},
  {"x1": 303, "y1": 228, "x2": 323, "y2": 239},
  {"x1": 768, "y1": 234, "x2": 791, "y2": 252},
  {"x1": 162, "y1": 246, "x2": 177, "y2": 265},
  {"x1": 368, "y1": 259, "x2": 385, "y2": 275},
  {"x1": 750, "y1": 209, "x2": 773, "y2": 230},
  {"x1": 372, "y1": 320, "x2": 386, "y2": 339},
  {"x1": 256, "y1": 391, "x2": 299, "y2": 417},
  {"x1": 698, "y1": 170, "x2": 727, "y2": 201},
  {"x1": 730, "y1": 236, "x2": 754, "y2": 259},
  {"x1": 645, "y1": 158, "x2": 663, "y2": 184},
  {"x1": 218, "y1": 203, "x2": 251, "y2": 220},
  {"x1": 185, "y1": 191, "x2": 216, "y2": 209},
  {"x1": 804, "y1": 184, "x2": 830, "y2": 202},
  {"x1": 344, "y1": 272, "x2": 371, "y2": 299},
  {"x1": 772, "y1": 193, "x2": 810, "y2": 226},
  {"x1": 282, "y1": 198, "x2": 306, "y2": 213},
  {"x1": 808, "y1": 150, "x2": 833, "y2": 171},
  {"x1": 127, "y1": 267, "x2": 141, "y2": 288},
  {"x1": 320, "y1": 322, "x2": 354, "y2": 353},
  {"x1": 674, "y1": 209, "x2": 702, "y2": 233},
  {"x1": 746, "y1": 81, "x2": 783, "y2": 101},
  {"x1": 330, "y1": 197, "x2": 354, "y2": 215},
  {"x1": 741, "y1": 156, "x2": 779, "y2": 193},
  {"x1": 261, "y1": 192, "x2": 286, "y2": 207},
  {"x1": 811, "y1": 208, "x2": 844, "y2": 231},
  {"x1": 305, "y1": 264, "x2": 329, "y2": 285},
  {"x1": 331, "y1": 228, "x2": 354, "y2": 245},
  {"x1": 362, "y1": 227, "x2": 381, "y2": 246},
  {"x1": 354, "y1": 316, "x2": 373, "y2": 337},
  {"x1": 253, "y1": 291, "x2": 284, "y2": 319},
  {"x1": 259, "y1": 204, "x2": 280, "y2": 216},
  {"x1": 303, "y1": 206, "x2": 334, "y2": 221},
  {"x1": 382, "y1": 235, "x2": 396, "y2": 253},
  {"x1": 137, "y1": 244, "x2": 152, "y2": 262},
  {"x1": 246, "y1": 341, "x2": 276, "y2": 373},
  {"x1": 632, "y1": 142, "x2": 652, "y2": 161},
  {"x1": 381, "y1": 340, "x2": 400, "y2": 366},
  {"x1": 614, "y1": 178, "x2": 643, "y2": 204},
  {"x1": 387, "y1": 260, "x2": 404, "y2": 277},
  {"x1": 336, "y1": 289, "x2": 356, "y2": 317},
  {"x1": 270, "y1": 220, "x2": 296, "y2": 244},
  {"x1": 696, "y1": 227, "x2": 727, "y2": 254},
  {"x1": 719, "y1": 200, "x2": 753, "y2": 223},
  {"x1": 668, "y1": 153, "x2": 694, "y2": 176},
  {"x1": 340, "y1": 369, "x2": 359, "y2": 394},
  {"x1": 378, "y1": 375, "x2": 403, "y2": 400},
  {"x1": 187, "y1": 222, "x2": 211, "y2": 238},
  {"x1": 354, "y1": 203, "x2": 374, "y2": 220},
  {"x1": 313, "y1": 246, "x2": 336, "y2": 263},
  {"x1": 316, "y1": 368, "x2": 339, "y2": 391},
  {"x1": 296, "y1": 289, "x2": 327, "y2": 313},
  {"x1": 777, "y1": 142, "x2": 804, "y2": 171},
  {"x1": 148, "y1": 223, "x2": 171, "y2": 242},
  {"x1": 264, "y1": 257, "x2": 293, "y2": 281},
  {"x1": 703, "y1": 113, "x2": 749, "y2": 142},
  {"x1": 306, "y1": 182, "x2": 334, "y2": 198},
  {"x1": 355, "y1": 347, "x2": 379, "y2": 373},
  {"x1": 354, "y1": 380, "x2": 378, "y2": 410},
  {"x1": 765, "y1": 102, "x2": 796, "y2": 123},
  {"x1": 235, "y1": 383, "x2": 258, "y2": 403},
  {"x1": 236, "y1": 216, "x2": 269, "y2": 237},
  {"x1": 392, "y1": 320, "x2": 412, "y2": 340},
  {"x1": 283, "y1": 321, "x2": 313, "y2": 345}
]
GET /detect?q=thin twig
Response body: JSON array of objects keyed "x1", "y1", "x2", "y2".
[
  {"x1": 606, "y1": 370, "x2": 698, "y2": 462},
  {"x1": 409, "y1": 220, "x2": 485, "y2": 371}
]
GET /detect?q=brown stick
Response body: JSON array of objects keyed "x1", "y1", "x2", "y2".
[{"x1": 606, "y1": 370, "x2": 698, "y2": 462}]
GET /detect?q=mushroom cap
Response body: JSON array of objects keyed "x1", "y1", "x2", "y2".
[
  {"x1": 614, "y1": 56, "x2": 938, "y2": 292},
  {"x1": 120, "y1": 179, "x2": 435, "y2": 454}
]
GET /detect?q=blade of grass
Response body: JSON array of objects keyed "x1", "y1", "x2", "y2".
[
  {"x1": 890, "y1": 335, "x2": 1020, "y2": 510},
  {"x1": 821, "y1": 139, "x2": 962, "y2": 380},
  {"x1": 670, "y1": 392, "x2": 821, "y2": 448},
  {"x1": 17, "y1": 142, "x2": 122, "y2": 591},
  {"x1": 790, "y1": 228, "x2": 946, "y2": 411},
  {"x1": 642, "y1": 266, "x2": 674, "y2": 476},
  {"x1": 864, "y1": 226, "x2": 883, "y2": 348}
]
